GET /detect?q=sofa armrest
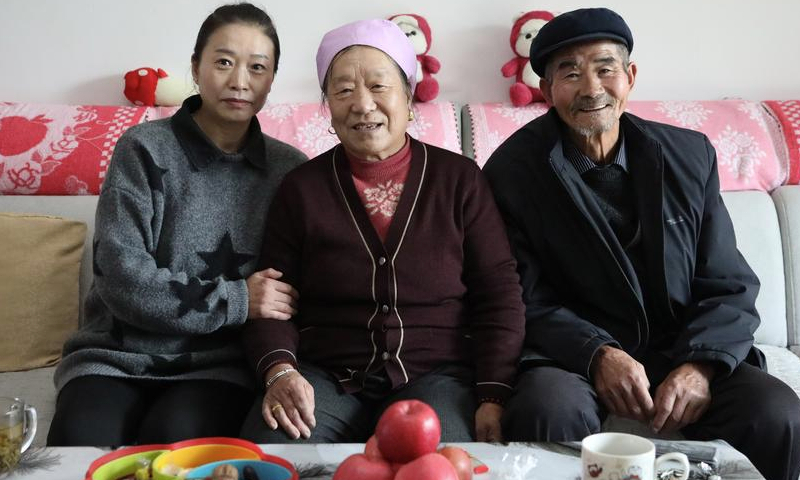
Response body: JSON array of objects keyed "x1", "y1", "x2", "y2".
[{"x1": 772, "y1": 185, "x2": 800, "y2": 350}]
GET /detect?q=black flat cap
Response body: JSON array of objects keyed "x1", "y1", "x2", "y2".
[{"x1": 529, "y1": 7, "x2": 633, "y2": 77}]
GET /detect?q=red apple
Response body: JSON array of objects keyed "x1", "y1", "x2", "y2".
[
  {"x1": 0, "y1": 115, "x2": 51, "y2": 157},
  {"x1": 332, "y1": 453, "x2": 394, "y2": 480},
  {"x1": 375, "y1": 400, "x2": 441, "y2": 463},
  {"x1": 438, "y1": 446, "x2": 473, "y2": 480},
  {"x1": 364, "y1": 434, "x2": 383, "y2": 460},
  {"x1": 362, "y1": 435, "x2": 404, "y2": 473},
  {"x1": 394, "y1": 453, "x2": 459, "y2": 480}
]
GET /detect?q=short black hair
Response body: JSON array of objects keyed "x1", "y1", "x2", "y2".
[{"x1": 192, "y1": 3, "x2": 281, "y2": 73}]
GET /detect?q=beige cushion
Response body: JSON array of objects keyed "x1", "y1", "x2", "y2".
[{"x1": 0, "y1": 213, "x2": 86, "y2": 371}]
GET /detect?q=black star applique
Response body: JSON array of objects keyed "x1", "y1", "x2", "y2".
[
  {"x1": 196, "y1": 232, "x2": 254, "y2": 280},
  {"x1": 148, "y1": 353, "x2": 193, "y2": 375},
  {"x1": 147, "y1": 162, "x2": 169, "y2": 194},
  {"x1": 92, "y1": 238, "x2": 104, "y2": 277},
  {"x1": 169, "y1": 277, "x2": 216, "y2": 317}
]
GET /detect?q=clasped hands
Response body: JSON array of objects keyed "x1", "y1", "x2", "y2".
[{"x1": 591, "y1": 345, "x2": 714, "y2": 433}]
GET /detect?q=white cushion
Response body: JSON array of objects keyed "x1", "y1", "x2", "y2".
[
  {"x1": 758, "y1": 344, "x2": 800, "y2": 394},
  {"x1": 722, "y1": 191, "x2": 787, "y2": 346}
]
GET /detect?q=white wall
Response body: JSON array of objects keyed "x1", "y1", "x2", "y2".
[{"x1": 2, "y1": 0, "x2": 799, "y2": 105}]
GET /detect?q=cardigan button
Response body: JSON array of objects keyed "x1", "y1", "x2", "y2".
[
  {"x1": 381, "y1": 304, "x2": 390, "y2": 313},
  {"x1": 378, "y1": 256, "x2": 387, "y2": 266},
  {"x1": 381, "y1": 351, "x2": 390, "y2": 361}
]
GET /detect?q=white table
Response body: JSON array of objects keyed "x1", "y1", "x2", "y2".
[{"x1": 3, "y1": 440, "x2": 764, "y2": 479}]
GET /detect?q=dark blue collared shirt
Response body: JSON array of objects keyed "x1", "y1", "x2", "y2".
[{"x1": 563, "y1": 133, "x2": 628, "y2": 175}]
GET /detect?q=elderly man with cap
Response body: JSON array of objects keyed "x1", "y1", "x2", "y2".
[
  {"x1": 240, "y1": 18, "x2": 524, "y2": 444},
  {"x1": 484, "y1": 7, "x2": 800, "y2": 480}
]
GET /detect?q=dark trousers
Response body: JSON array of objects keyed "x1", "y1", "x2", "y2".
[
  {"x1": 47, "y1": 375, "x2": 254, "y2": 446},
  {"x1": 240, "y1": 363, "x2": 476, "y2": 443},
  {"x1": 503, "y1": 360, "x2": 800, "y2": 480}
]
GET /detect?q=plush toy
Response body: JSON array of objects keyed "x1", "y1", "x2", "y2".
[
  {"x1": 501, "y1": 11, "x2": 554, "y2": 107},
  {"x1": 123, "y1": 67, "x2": 193, "y2": 106},
  {"x1": 389, "y1": 14, "x2": 440, "y2": 103}
]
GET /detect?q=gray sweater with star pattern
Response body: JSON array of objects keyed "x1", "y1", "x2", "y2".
[{"x1": 54, "y1": 102, "x2": 306, "y2": 392}]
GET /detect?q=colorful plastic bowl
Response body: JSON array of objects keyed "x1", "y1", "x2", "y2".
[
  {"x1": 84, "y1": 438, "x2": 298, "y2": 480},
  {"x1": 88, "y1": 447, "x2": 168, "y2": 480},
  {"x1": 186, "y1": 459, "x2": 293, "y2": 480},
  {"x1": 152, "y1": 444, "x2": 262, "y2": 480}
]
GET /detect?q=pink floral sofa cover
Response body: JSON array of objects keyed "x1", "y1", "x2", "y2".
[
  {"x1": 1, "y1": 99, "x2": 798, "y2": 195},
  {"x1": 464, "y1": 100, "x2": 800, "y2": 191},
  {"x1": 0, "y1": 101, "x2": 460, "y2": 195}
]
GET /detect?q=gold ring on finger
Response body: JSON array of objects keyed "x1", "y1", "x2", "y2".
[{"x1": 271, "y1": 403, "x2": 284, "y2": 414}]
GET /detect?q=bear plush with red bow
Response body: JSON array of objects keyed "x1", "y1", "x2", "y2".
[
  {"x1": 501, "y1": 10, "x2": 555, "y2": 107},
  {"x1": 389, "y1": 14, "x2": 441, "y2": 103}
]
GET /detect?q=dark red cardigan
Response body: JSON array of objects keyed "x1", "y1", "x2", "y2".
[{"x1": 243, "y1": 138, "x2": 525, "y2": 404}]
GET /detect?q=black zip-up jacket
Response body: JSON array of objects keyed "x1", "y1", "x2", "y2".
[{"x1": 484, "y1": 108, "x2": 763, "y2": 379}]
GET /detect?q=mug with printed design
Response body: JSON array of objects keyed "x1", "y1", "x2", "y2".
[{"x1": 581, "y1": 432, "x2": 689, "y2": 480}]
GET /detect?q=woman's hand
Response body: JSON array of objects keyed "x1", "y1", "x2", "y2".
[
  {"x1": 246, "y1": 268, "x2": 299, "y2": 320},
  {"x1": 474, "y1": 402, "x2": 504, "y2": 442},
  {"x1": 261, "y1": 363, "x2": 316, "y2": 439}
]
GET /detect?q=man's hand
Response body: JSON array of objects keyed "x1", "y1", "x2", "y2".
[
  {"x1": 246, "y1": 268, "x2": 299, "y2": 320},
  {"x1": 261, "y1": 363, "x2": 316, "y2": 439},
  {"x1": 591, "y1": 345, "x2": 654, "y2": 422},
  {"x1": 474, "y1": 402, "x2": 504, "y2": 442},
  {"x1": 651, "y1": 362, "x2": 713, "y2": 433}
]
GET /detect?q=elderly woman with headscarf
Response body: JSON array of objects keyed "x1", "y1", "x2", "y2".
[{"x1": 240, "y1": 19, "x2": 524, "y2": 444}]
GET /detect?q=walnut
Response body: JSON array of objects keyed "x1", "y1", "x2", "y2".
[{"x1": 209, "y1": 463, "x2": 238, "y2": 480}]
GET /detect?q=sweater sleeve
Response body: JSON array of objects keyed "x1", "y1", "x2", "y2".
[
  {"x1": 242, "y1": 177, "x2": 302, "y2": 383},
  {"x1": 670, "y1": 138, "x2": 760, "y2": 375},
  {"x1": 91, "y1": 131, "x2": 249, "y2": 336},
  {"x1": 461, "y1": 167, "x2": 526, "y2": 404}
]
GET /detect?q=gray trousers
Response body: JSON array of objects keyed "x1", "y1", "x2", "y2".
[
  {"x1": 240, "y1": 363, "x2": 476, "y2": 443},
  {"x1": 502, "y1": 359, "x2": 800, "y2": 480}
]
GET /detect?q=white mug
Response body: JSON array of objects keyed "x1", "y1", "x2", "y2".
[{"x1": 581, "y1": 432, "x2": 689, "y2": 480}]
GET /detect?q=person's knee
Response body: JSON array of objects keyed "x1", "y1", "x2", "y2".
[
  {"x1": 140, "y1": 383, "x2": 252, "y2": 443},
  {"x1": 48, "y1": 410, "x2": 123, "y2": 446},
  {"x1": 502, "y1": 367, "x2": 601, "y2": 441},
  {"x1": 750, "y1": 382, "x2": 800, "y2": 435},
  {"x1": 47, "y1": 377, "x2": 143, "y2": 446}
]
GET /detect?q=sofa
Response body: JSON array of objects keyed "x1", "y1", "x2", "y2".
[{"x1": 1, "y1": 98, "x2": 799, "y2": 447}]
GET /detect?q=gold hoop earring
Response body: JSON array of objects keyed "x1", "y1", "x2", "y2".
[{"x1": 408, "y1": 110, "x2": 415, "y2": 121}]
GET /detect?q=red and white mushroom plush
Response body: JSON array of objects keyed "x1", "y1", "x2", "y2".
[
  {"x1": 501, "y1": 11, "x2": 554, "y2": 107},
  {"x1": 123, "y1": 67, "x2": 192, "y2": 107},
  {"x1": 389, "y1": 13, "x2": 441, "y2": 103}
]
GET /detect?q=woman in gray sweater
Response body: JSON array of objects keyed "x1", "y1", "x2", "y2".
[{"x1": 47, "y1": 3, "x2": 305, "y2": 446}]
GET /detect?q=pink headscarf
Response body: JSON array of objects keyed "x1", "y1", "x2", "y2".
[{"x1": 315, "y1": 19, "x2": 417, "y2": 93}]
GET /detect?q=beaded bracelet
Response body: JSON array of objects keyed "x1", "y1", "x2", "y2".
[{"x1": 265, "y1": 367, "x2": 297, "y2": 389}]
